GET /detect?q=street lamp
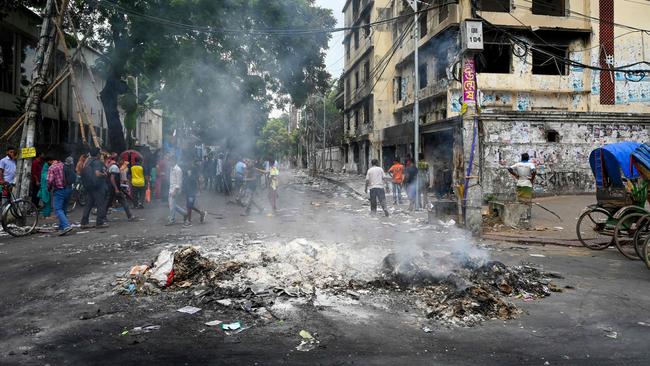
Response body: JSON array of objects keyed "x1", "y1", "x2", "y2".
[{"x1": 407, "y1": 0, "x2": 420, "y2": 208}]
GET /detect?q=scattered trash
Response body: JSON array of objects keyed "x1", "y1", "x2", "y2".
[
  {"x1": 127, "y1": 283, "x2": 136, "y2": 294},
  {"x1": 216, "y1": 299, "x2": 233, "y2": 307},
  {"x1": 149, "y1": 249, "x2": 174, "y2": 286},
  {"x1": 638, "y1": 321, "x2": 650, "y2": 327},
  {"x1": 422, "y1": 326, "x2": 432, "y2": 333},
  {"x1": 529, "y1": 254, "x2": 546, "y2": 258},
  {"x1": 87, "y1": 302, "x2": 95, "y2": 305},
  {"x1": 177, "y1": 306, "x2": 202, "y2": 314},
  {"x1": 129, "y1": 265, "x2": 149, "y2": 276},
  {"x1": 553, "y1": 226, "x2": 564, "y2": 231},
  {"x1": 221, "y1": 322, "x2": 241, "y2": 331},
  {"x1": 129, "y1": 325, "x2": 161, "y2": 335},
  {"x1": 205, "y1": 320, "x2": 223, "y2": 327},
  {"x1": 603, "y1": 329, "x2": 618, "y2": 339},
  {"x1": 76, "y1": 231, "x2": 90, "y2": 234},
  {"x1": 296, "y1": 330, "x2": 319, "y2": 352}
]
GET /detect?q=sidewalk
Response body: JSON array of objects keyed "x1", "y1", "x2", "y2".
[{"x1": 483, "y1": 195, "x2": 595, "y2": 246}]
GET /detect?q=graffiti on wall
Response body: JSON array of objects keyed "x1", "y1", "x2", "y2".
[{"x1": 534, "y1": 171, "x2": 595, "y2": 193}]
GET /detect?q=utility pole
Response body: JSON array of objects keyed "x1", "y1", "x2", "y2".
[
  {"x1": 407, "y1": 0, "x2": 420, "y2": 209},
  {"x1": 16, "y1": 0, "x2": 60, "y2": 199},
  {"x1": 322, "y1": 96, "x2": 326, "y2": 171}
]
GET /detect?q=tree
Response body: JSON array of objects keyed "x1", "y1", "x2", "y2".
[{"x1": 256, "y1": 116, "x2": 292, "y2": 159}]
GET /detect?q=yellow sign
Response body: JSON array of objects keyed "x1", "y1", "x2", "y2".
[{"x1": 21, "y1": 147, "x2": 36, "y2": 158}]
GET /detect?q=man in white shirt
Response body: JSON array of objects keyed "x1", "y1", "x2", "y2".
[
  {"x1": 166, "y1": 155, "x2": 188, "y2": 225},
  {"x1": 365, "y1": 159, "x2": 389, "y2": 217},
  {"x1": 508, "y1": 153, "x2": 536, "y2": 203}
]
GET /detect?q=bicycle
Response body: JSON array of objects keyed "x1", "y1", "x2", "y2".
[
  {"x1": 66, "y1": 180, "x2": 87, "y2": 213},
  {"x1": 1, "y1": 183, "x2": 39, "y2": 237}
]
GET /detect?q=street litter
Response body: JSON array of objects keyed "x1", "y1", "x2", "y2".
[
  {"x1": 296, "y1": 330, "x2": 319, "y2": 352},
  {"x1": 205, "y1": 320, "x2": 223, "y2": 326},
  {"x1": 177, "y1": 306, "x2": 202, "y2": 314},
  {"x1": 221, "y1": 322, "x2": 241, "y2": 330},
  {"x1": 129, "y1": 265, "x2": 149, "y2": 276},
  {"x1": 129, "y1": 325, "x2": 161, "y2": 335},
  {"x1": 216, "y1": 299, "x2": 233, "y2": 306},
  {"x1": 604, "y1": 330, "x2": 618, "y2": 339},
  {"x1": 423, "y1": 326, "x2": 432, "y2": 333},
  {"x1": 529, "y1": 254, "x2": 546, "y2": 258},
  {"x1": 638, "y1": 321, "x2": 650, "y2": 327}
]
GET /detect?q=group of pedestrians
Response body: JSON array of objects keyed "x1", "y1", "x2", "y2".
[{"x1": 366, "y1": 154, "x2": 431, "y2": 216}]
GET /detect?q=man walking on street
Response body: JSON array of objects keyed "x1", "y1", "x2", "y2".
[
  {"x1": 365, "y1": 159, "x2": 389, "y2": 217},
  {"x1": 166, "y1": 155, "x2": 187, "y2": 226},
  {"x1": 387, "y1": 157, "x2": 404, "y2": 205},
  {"x1": 131, "y1": 157, "x2": 146, "y2": 209},
  {"x1": 107, "y1": 158, "x2": 137, "y2": 222},
  {"x1": 47, "y1": 156, "x2": 75, "y2": 236},
  {"x1": 80, "y1": 148, "x2": 109, "y2": 229},
  {"x1": 508, "y1": 153, "x2": 536, "y2": 203},
  {"x1": 216, "y1": 153, "x2": 224, "y2": 193},
  {"x1": 404, "y1": 159, "x2": 418, "y2": 212},
  {"x1": 31, "y1": 152, "x2": 44, "y2": 208},
  {"x1": 0, "y1": 147, "x2": 17, "y2": 205},
  {"x1": 183, "y1": 159, "x2": 206, "y2": 226},
  {"x1": 417, "y1": 153, "x2": 430, "y2": 210}
]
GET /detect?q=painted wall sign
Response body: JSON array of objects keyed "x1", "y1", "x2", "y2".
[{"x1": 462, "y1": 58, "x2": 477, "y2": 104}]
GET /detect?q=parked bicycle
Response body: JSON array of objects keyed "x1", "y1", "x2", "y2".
[{"x1": 1, "y1": 183, "x2": 39, "y2": 237}]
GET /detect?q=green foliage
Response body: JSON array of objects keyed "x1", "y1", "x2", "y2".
[{"x1": 256, "y1": 116, "x2": 292, "y2": 158}]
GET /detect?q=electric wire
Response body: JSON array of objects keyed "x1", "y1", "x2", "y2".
[{"x1": 93, "y1": 0, "x2": 457, "y2": 36}]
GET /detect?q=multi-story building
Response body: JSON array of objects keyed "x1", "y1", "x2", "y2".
[
  {"x1": 0, "y1": 6, "x2": 162, "y2": 156},
  {"x1": 342, "y1": 0, "x2": 650, "y2": 228},
  {"x1": 341, "y1": 0, "x2": 399, "y2": 173}
]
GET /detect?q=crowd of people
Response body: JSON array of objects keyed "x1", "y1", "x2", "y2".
[
  {"x1": 365, "y1": 153, "x2": 430, "y2": 216},
  {"x1": 0, "y1": 145, "x2": 282, "y2": 236}
]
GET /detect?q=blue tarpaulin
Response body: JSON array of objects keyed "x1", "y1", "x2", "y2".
[
  {"x1": 631, "y1": 144, "x2": 650, "y2": 176},
  {"x1": 589, "y1": 141, "x2": 642, "y2": 188}
]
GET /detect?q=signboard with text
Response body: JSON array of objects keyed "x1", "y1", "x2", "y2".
[
  {"x1": 462, "y1": 58, "x2": 477, "y2": 104},
  {"x1": 462, "y1": 20, "x2": 483, "y2": 52},
  {"x1": 21, "y1": 147, "x2": 36, "y2": 158}
]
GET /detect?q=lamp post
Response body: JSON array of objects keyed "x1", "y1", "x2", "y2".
[{"x1": 407, "y1": 0, "x2": 420, "y2": 209}]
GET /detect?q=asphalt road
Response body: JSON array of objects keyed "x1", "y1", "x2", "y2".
[{"x1": 1, "y1": 172, "x2": 649, "y2": 365}]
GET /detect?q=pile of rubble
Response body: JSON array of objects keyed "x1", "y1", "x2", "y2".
[{"x1": 114, "y1": 237, "x2": 563, "y2": 327}]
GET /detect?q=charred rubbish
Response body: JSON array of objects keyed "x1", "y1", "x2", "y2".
[{"x1": 114, "y1": 238, "x2": 564, "y2": 328}]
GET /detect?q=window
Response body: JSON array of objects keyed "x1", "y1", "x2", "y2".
[
  {"x1": 438, "y1": 0, "x2": 449, "y2": 23},
  {"x1": 352, "y1": 0, "x2": 360, "y2": 18},
  {"x1": 546, "y1": 130, "x2": 559, "y2": 142},
  {"x1": 419, "y1": 12, "x2": 427, "y2": 39},
  {"x1": 363, "y1": 15, "x2": 371, "y2": 38},
  {"x1": 532, "y1": 45, "x2": 568, "y2": 75},
  {"x1": 354, "y1": 109, "x2": 360, "y2": 130},
  {"x1": 354, "y1": 30, "x2": 359, "y2": 50},
  {"x1": 363, "y1": 102, "x2": 370, "y2": 124},
  {"x1": 435, "y1": 57, "x2": 449, "y2": 81},
  {"x1": 476, "y1": 43, "x2": 512, "y2": 74},
  {"x1": 419, "y1": 63, "x2": 428, "y2": 89},
  {"x1": 394, "y1": 76, "x2": 403, "y2": 101},
  {"x1": 363, "y1": 61, "x2": 370, "y2": 83},
  {"x1": 0, "y1": 27, "x2": 15, "y2": 94},
  {"x1": 345, "y1": 40, "x2": 350, "y2": 59},
  {"x1": 355, "y1": 71, "x2": 360, "y2": 89},
  {"x1": 346, "y1": 79, "x2": 350, "y2": 98},
  {"x1": 478, "y1": 0, "x2": 510, "y2": 12},
  {"x1": 532, "y1": 0, "x2": 565, "y2": 16}
]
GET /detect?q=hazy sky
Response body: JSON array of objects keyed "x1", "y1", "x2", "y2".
[{"x1": 315, "y1": 0, "x2": 346, "y2": 78}]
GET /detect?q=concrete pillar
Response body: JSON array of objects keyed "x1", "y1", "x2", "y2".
[{"x1": 462, "y1": 114, "x2": 482, "y2": 235}]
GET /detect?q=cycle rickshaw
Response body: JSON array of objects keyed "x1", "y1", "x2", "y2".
[{"x1": 576, "y1": 141, "x2": 648, "y2": 259}]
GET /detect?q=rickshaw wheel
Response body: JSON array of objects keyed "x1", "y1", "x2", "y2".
[
  {"x1": 632, "y1": 214, "x2": 650, "y2": 259},
  {"x1": 613, "y1": 213, "x2": 643, "y2": 260},
  {"x1": 576, "y1": 208, "x2": 613, "y2": 250},
  {"x1": 642, "y1": 235, "x2": 650, "y2": 269}
]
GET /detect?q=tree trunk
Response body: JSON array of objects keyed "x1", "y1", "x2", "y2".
[{"x1": 100, "y1": 72, "x2": 127, "y2": 153}]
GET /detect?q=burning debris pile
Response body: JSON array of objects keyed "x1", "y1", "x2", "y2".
[
  {"x1": 378, "y1": 253, "x2": 560, "y2": 326},
  {"x1": 115, "y1": 236, "x2": 563, "y2": 327}
]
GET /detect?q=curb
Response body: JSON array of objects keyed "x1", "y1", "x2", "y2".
[
  {"x1": 318, "y1": 174, "x2": 366, "y2": 199},
  {"x1": 482, "y1": 233, "x2": 581, "y2": 247}
]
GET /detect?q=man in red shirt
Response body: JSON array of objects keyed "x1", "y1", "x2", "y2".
[
  {"x1": 31, "y1": 152, "x2": 44, "y2": 207},
  {"x1": 387, "y1": 157, "x2": 404, "y2": 205}
]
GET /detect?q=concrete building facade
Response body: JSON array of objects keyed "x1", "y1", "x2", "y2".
[{"x1": 342, "y1": 0, "x2": 650, "y2": 228}]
